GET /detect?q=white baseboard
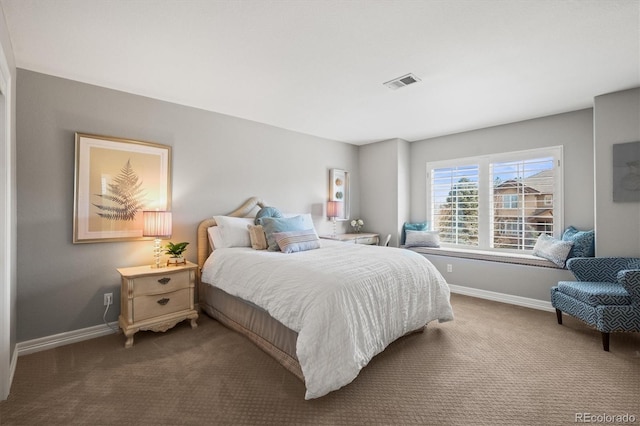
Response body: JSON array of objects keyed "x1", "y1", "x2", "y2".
[
  {"x1": 16, "y1": 322, "x2": 118, "y2": 356},
  {"x1": 448, "y1": 284, "x2": 554, "y2": 312}
]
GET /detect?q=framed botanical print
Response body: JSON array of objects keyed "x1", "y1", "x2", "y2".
[
  {"x1": 73, "y1": 133, "x2": 172, "y2": 243},
  {"x1": 328, "y1": 168, "x2": 349, "y2": 220}
]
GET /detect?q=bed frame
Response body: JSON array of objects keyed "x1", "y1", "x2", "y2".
[{"x1": 196, "y1": 197, "x2": 304, "y2": 381}]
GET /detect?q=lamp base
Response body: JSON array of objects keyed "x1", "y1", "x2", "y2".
[{"x1": 151, "y1": 238, "x2": 163, "y2": 269}]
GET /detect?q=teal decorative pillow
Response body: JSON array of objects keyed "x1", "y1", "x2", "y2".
[
  {"x1": 260, "y1": 215, "x2": 307, "y2": 251},
  {"x1": 562, "y1": 226, "x2": 595, "y2": 258},
  {"x1": 401, "y1": 222, "x2": 429, "y2": 245},
  {"x1": 533, "y1": 234, "x2": 574, "y2": 268},
  {"x1": 273, "y1": 229, "x2": 320, "y2": 253},
  {"x1": 255, "y1": 206, "x2": 283, "y2": 225},
  {"x1": 404, "y1": 230, "x2": 440, "y2": 248}
]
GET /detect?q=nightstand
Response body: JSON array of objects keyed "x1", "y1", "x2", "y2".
[
  {"x1": 117, "y1": 261, "x2": 198, "y2": 348},
  {"x1": 320, "y1": 233, "x2": 380, "y2": 245}
]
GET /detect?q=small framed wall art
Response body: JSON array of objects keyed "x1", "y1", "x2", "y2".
[
  {"x1": 612, "y1": 141, "x2": 640, "y2": 202},
  {"x1": 328, "y1": 168, "x2": 349, "y2": 220},
  {"x1": 73, "y1": 133, "x2": 172, "y2": 243}
]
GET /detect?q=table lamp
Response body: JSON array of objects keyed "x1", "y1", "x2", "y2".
[
  {"x1": 142, "y1": 210, "x2": 172, "y2": 268},
  {"x1": 326, "y1": 201, "x2": 343, "y2": 237}
]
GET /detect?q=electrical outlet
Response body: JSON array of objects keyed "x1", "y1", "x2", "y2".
[
  {"x1": 446, "y1": 264, "x2": 453, "y2": 273},
  {"x1": 104, "y1": 293, "x2": 113, "y2": 306}
]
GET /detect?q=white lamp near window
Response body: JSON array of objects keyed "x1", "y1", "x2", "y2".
[
  {"x1": 142, "y1": 211, "x2": 172, "y2": 268},
  {"x1": 326, "y1": 201, "x2": 343, "y2": 237}
]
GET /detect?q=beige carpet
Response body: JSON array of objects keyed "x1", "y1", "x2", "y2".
[{"x1": 1, "y1": 294, "x2": 639, "y2": 425}]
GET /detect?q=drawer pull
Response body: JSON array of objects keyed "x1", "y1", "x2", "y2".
[
  {"x1": 157, "y1": 277, "x2": 171, "y2": 285},
  {"x1": 157, "y1": 298, "x2": 170, "y2": 306}
]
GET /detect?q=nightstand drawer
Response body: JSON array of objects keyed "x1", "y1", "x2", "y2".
[
  {"x1": 355, "y1": 236, "x2": 378, "y2": 245},
  {"x1": 134, "y1": 288, "x2": 190, "y2": 322},
  {"x1": 133, "y1": 270, "x2": 190, "y2": 296}
]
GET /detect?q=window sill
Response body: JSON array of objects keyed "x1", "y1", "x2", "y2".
[{"x1": 405, "y1": 246, "x2": 563, "y2": 269}]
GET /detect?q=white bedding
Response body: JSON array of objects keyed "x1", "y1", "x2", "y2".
[{"x1": 201, "y1": 239, "x2": 454, "y2": 399}]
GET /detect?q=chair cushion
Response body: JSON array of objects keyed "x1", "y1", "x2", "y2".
[{"x1": 556, "y1": 281, "x2": 632, "y2": 306}]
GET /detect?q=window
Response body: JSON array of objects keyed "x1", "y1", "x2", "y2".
[
  {"x1": 501, "y1": 194, "x2": 518, "y2": 209},
  {"x1": 427, "y1": 146, "x2": 563, "y2": 253}
]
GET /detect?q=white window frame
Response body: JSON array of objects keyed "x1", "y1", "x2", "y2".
[{"x1": 426, "y1": 146, "x2": 563, "y2": 254}]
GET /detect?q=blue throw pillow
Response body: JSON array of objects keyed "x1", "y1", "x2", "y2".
[
  {"x1": 562, "y1": 226, "x2": 595, "y2": 258},
  {"x1": 255, "y1": 206, "x2": 283, "y2": 225},
  {"x1": 401, "y1": 222, "x2": 429, "y2": 245},
  {"x1": 260, "y1": 215, "x2": 307, "y2": 251}
]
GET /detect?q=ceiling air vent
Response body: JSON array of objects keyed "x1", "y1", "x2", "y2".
[{"x1": 383, "y1": 73, "x2": 421, "y2": 90}]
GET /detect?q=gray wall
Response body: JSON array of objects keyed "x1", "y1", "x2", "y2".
[
  {"x1": 360, "y1": 139, "x2": 408, "y2": 246},
  {"x1": 405, "y1": 109, "x2": 595, "y2": 300},
  {"x1": 16, "y1": 69, "x2": 359, "y2": 342},
  {"x1": 594, "y1": 88, "x2": 640, "y2": 256},
  {"x1": 359, "y1": 138, "x2": 410, "y2": 247}
]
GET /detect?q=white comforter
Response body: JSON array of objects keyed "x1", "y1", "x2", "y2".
[{"x1": 201, "y1": 239, "x2": 454, "y2": 399}]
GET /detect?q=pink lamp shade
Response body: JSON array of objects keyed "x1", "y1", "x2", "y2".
[
  {"x1": 327, "y1": 201, "x2": 343, "y2": 219},
  {"x1": 142, "y1": 211, "x2": 172, "y2": 238}
]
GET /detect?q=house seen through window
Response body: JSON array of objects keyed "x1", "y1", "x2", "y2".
[{"x1": 427, "y1": 146, "x2": 562, "y2": 253}]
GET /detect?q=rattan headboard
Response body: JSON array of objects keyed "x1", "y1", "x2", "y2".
[{"x1": 197, "y1": 196, "x2": 267, "y2": 269}]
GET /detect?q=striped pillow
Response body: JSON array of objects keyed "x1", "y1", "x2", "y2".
[{"x1": 273, "y1": 229, "x2": 320, "y2": 253}]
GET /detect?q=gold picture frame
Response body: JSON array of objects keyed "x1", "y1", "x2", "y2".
[{"x1": 73, "y1": 133, "x2": 172, "y2": 243}]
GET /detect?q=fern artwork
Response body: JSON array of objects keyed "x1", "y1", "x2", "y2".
[
  {"x1": 93, "y1": 159, "x2": 148, "y2": 221},
  {"x1": 74, "y1": 133, "x2": 171, "y2": 243}
]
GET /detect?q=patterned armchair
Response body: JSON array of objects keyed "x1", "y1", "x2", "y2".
[{"x1": 550, "y1": 257, "x2": 640, "y2": 351}]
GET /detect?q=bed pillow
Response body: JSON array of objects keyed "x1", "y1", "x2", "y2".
[
  {"x1": 212, "y1": 216, "x2": 254, "y2": 248},
  {"x1": 401, "y1": 222, "x2": 429, "y2": 245},
  {"x1": 404, "y1": 230, "x2": 440, "y2": 248},
  {"x1": 247, "y1": 224, "x2": 268, "y2": 250},
  {"x1": 283, "y1": 213, "x2": 318, "y2": 236},
  {"x1": 532, "y1": 234, "x2": 574, "y2": 268},
  {"x1": 207, "y1": 226, "x2": 223, "y2": 250},
  {"x1": 562, "y1": 226, "x2": 595, "y2": 258},
  {"x1": 273, "y1": 229, "x2": 321, "y2": 253},
  {"x1": 255, "y1": 206, "x2": 283, "y2": 225},
  {"x1": 260, "y1": 215, "x2": 308, "y2": 251}
]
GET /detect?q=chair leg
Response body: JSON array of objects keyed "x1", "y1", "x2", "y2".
[
  {"x1": 601, "y1": 332, "x2": 610, "y2": 352},
  {"x1": 555, "y1": 309, "x2": 563, "y2": 325}
]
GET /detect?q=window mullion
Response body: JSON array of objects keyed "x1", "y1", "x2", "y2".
[{"x1": 477, "y1": 157, "x2": 490, "y2": 249}]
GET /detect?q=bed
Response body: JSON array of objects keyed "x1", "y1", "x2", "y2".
[{"x1": 197, "y1": 197, "x2": 454, "y2": 399}]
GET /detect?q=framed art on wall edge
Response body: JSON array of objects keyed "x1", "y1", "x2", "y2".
[{"x1": 329, "y1": 168, "x2": 350, "y2": 220}]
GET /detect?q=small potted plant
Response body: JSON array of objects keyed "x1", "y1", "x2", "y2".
[{"x1": 165, "y1": 241, "x2": 189, "y2": 265}]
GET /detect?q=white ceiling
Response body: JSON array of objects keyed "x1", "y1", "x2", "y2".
[{"x1": 1, "y1": 0, "x2": 639, "y2": 145}]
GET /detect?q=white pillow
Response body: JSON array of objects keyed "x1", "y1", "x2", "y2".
[
  {"x1": 532, "y1": 234, "x2": 573, "y2": 268},
  {"x1": 212, "y1": 216, "x2": 254, "y2": 248},
  {"x1": 404, "y1": 230, "x2": 440, "y2": 248},
  {"x1": 207, "y1": 226, "x2": 223, "y2": 250}
]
